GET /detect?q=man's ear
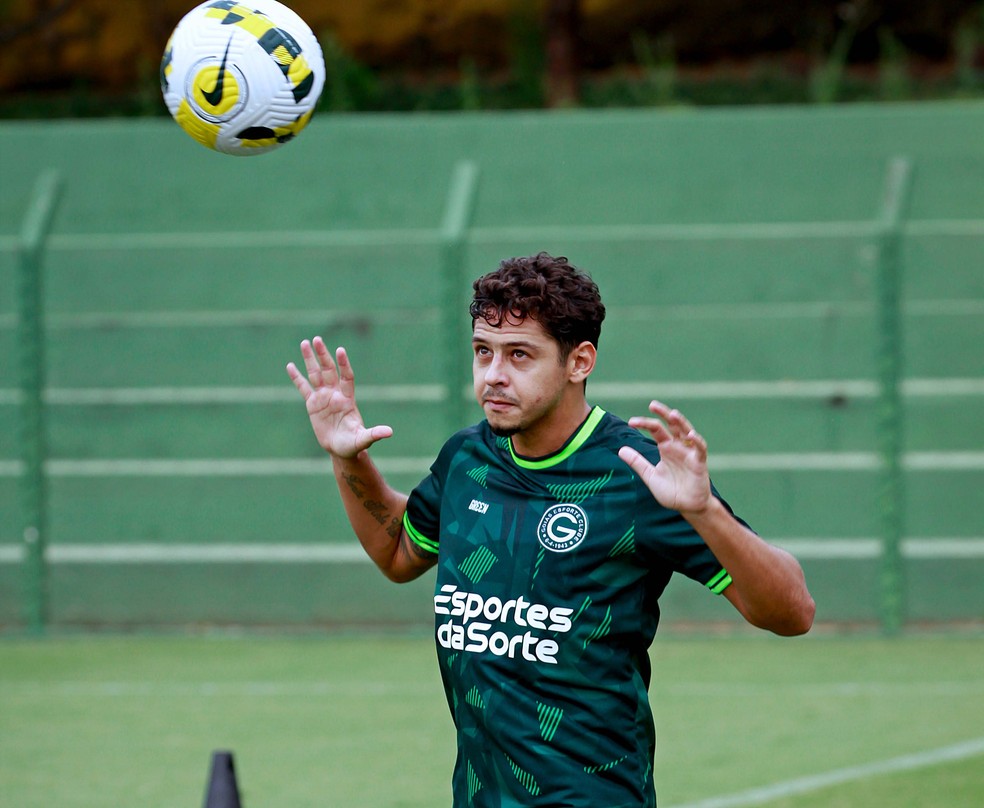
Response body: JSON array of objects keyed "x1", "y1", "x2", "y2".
[{"x1": 568, "y1": 341, "x2": 597, "y2": 383}]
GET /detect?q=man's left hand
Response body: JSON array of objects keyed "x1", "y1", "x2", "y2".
[{"x1": 618, "y1": 400, "x2": 713, "y2": 515}]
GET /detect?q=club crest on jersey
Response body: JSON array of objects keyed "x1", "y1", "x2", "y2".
[{"x1": 537, "y1": 504, "x2": 588, "y2": 552}]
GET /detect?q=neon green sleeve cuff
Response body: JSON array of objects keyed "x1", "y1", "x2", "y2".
[
  {"x1": 706, "y1": 568, "x2": 732, "y2": 595},
  {"x1": 403, "y1": 512, "x2": 439, "y2": 555}
]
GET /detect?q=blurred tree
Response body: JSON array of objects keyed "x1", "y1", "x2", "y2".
[
  {"x1": 0, "y1": 0, "x2": 981, "y2": 113},
  {"x1": 545, "y1": 0, "x2": 581, "y2": 106},
  {"x1": 0, "y1": 0, "x2": 77, "y2": 46}
]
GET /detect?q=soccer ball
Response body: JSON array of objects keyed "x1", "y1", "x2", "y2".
[{"x1": 160, "y1": 0, "x2": 325, "y2": 156}]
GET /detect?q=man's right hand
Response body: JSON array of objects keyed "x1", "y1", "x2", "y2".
[{"x1": 286, "y1": 338, "x2": 393, "y2": 458}]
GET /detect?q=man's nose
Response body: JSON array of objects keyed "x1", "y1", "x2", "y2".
[{"x1": 484, "y1": 354, "x2": 508, "y2": 385}]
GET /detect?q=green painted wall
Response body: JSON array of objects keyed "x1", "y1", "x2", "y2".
[{"x1": 1, "y1": 102, "x2": 982, "y2": 628}]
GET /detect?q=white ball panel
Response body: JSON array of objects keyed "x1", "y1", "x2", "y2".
[{"x1": 161, "y1": 0, "x2": 325, "y2": 156}]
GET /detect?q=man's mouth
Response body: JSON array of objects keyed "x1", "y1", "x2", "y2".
[{"x1": 482, "y1": 392, "x2": 518, "y2": 411}]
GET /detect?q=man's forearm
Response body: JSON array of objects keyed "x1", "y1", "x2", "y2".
[
  {"x1": 683, "y1": 498, "x2": 816, "y2": 636},
  {"x1": 332, "y1": 451, "x2": 409, "y2": 572}
]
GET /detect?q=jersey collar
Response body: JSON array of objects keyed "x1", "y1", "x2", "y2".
[{"x1": 507, "y1": 406, "x2": 606, "y2": 470}]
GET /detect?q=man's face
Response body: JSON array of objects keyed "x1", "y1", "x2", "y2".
[{"x1": 471, "y1": 315, "x2": 570, "y2": 438}]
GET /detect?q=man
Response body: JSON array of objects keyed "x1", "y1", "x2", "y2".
[{"x1": 287, "y1": 252, "x2": 815, "y2": 807}]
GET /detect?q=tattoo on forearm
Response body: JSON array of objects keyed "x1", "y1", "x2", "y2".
[
  {"x1": 342, "y1": 472, "x2": 366, "y2": 499},
  {"x1": 342, "y1": 474, "x2": 388, "y2": 525},
  {"x1": 403, "y1": 531, "x2": 433, "y2": 560},
  {"x1": 342, "y1": 473, "x2": 406, "y2": 544},
  {"x1": 364, "y1": 499, "x2": 388, "y2": 526}
]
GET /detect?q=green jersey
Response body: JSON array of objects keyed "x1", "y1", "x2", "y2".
[{"x1": 403, "y1": 407, "x2": 737, "y2": 807}]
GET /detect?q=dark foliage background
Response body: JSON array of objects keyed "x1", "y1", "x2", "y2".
[{"x1": 1, "y1": 0, "x2": 982, "y2": 116}]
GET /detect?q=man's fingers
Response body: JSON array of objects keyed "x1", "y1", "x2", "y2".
[
  {"x1": 285, "y1": 362, "x2": 313, "y2": 398},
  {"x1": 687, "y1": 429, "x2": 708, "y2": 459},
  {"x1": 312, "y1": 336, "x2": 334, "y2": 369},
  {"x1": 630, "y1": 405, "x2": 708, "y2": 464},
  {"x1": 349, "y1": 424, "x2": 395, "y2": 456},
  {"x1": 649, "y1": 400, "x2": 696, "y2": 440},
  {"x1": 647, "y1": 400, "x2": 671, "y2": 420},
  {"x1": 312, "y1": 337, "x2": 339, "y2": 387},
  {"x1": 618, "y1": 446, "x2": 651, "y2": 477},
  {"x1": 641, "y1": 401, "x2": 706, "y2": 450},
  {"x1": 299, "y1": 339, "x2": 323, "y2": 385},
  {"x1": 627, "y1": 416, "x2": 672, "y2": 444},
  {"x1": 297, "y1": 337, "x2": 344, "y2": 391},
  {"x1": 367, "y1": 425, "x2": 395, "y2": 443},
  {"x1": 334, "y1": 346, "x2": 362, "y2": 398}
]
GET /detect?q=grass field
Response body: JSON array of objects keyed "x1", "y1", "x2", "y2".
[{"x1": 2, "y1": 631, "x2": 982, "y2": 807}]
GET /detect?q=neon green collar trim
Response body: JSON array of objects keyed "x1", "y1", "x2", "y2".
[{"x1": 508, "y1": 406, "x2": 606, "y2": 470}]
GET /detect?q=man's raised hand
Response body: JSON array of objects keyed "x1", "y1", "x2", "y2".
[
  {"x1": 617, "y1": 400, "x2": 712, "y2": 515},
  {"x1": 286, "y1": 338, "x2": 393, "y2": 458}
]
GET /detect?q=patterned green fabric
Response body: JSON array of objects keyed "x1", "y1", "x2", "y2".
[{"x1": 405, "y1": 407, "x2": 737, "y2": 807}]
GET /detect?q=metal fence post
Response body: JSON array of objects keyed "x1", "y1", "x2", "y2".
[
  {"x1": 439, "y1": 160, "x2": 481, "y2": 434},
  {"x1": 875, "y1": 157, "x2": 914, "y2": 636},
  {"x1": 16, "y1": 169, "x2": 63, "y2": 635}
]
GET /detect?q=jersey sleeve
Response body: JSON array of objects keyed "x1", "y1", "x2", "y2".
[
  {"x1": 404, "y1": 471, "x2": 442, "y2": 555},
  {"x1": 403, "y1": 430, "x2": 468, "y2": 556},
  {"x1": 635, "y1": 485, "x2": 737, "y2": 595},
  {"x1": 629, "y1": 438, "x2": 747, "y2": 595}
]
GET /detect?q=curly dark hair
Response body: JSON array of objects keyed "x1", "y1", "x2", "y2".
[{"x1": 470, "y1": 252, "x2": 606, "y2": 358}]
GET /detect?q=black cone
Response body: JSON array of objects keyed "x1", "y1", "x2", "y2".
[{"x1": 203, "y1": 750, "x2": 243, "y2": 808}]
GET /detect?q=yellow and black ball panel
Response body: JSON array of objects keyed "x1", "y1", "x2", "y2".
[{"x1": 160, "y1": 0, "x2": 325, "y2": 156}]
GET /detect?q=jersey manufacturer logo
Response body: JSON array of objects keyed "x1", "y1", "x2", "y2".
[{"x1": 537, "y1": 504, "x2": 588, "y2": 552}]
